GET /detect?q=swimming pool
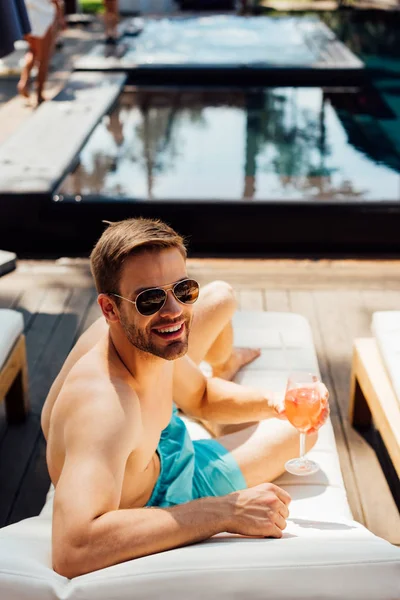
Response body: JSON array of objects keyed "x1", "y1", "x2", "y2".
[
  {"x1": 2, "y1": 10, "x2": 400, "y2": 257},
  {"x1": 58, "y1": 86, "x2": 399, "y2": 203}
]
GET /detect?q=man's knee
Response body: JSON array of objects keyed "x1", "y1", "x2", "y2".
[{"x1": 205, "y1": 280, "x2": 237, "y2": 316}]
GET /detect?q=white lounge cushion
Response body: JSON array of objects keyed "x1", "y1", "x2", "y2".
[
  {"x1": 0, "y1": 309, "x2": 24, "y2": 371},
  {"x1": 372, "y1": 311, "x2": 400, "y2": 405},
  {"x1": 0, "y1": 311, "x2": 399, "y2": 599},
  {"x1": 1, "y1": 512, "x2": 399, "y2": 600}
]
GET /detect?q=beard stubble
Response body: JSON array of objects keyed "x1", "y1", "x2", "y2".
[{"x1": 119, "y1": 310, "x2": 192, "y2": 361}]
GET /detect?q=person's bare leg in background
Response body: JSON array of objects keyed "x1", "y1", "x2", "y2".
[
  {"x1": 36, "y1": 21, "x2": 57, "y2": 104},
  {"x1": 104, "y1": 0, "x2": 119, "y2": 43},
  {"x1": 17, "y1": 34, "x2": 38, "y2": 99}
]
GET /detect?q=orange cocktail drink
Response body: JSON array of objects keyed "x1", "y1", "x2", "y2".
[
  {"x1": 284, "y1": 386, "x2": 322, "y2": 433},
  {"x1": 284, "y1": 372, "x2": 323, "y2": 476}
]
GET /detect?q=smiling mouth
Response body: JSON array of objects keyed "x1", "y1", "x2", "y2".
[{"x1": 152, "y1": 323, "x2": 185, "y2": 340}]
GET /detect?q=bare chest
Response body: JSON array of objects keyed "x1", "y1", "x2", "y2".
[
  {"x1": 46, "y1": 384, "x2": 173, "y2": 507},
  {"x1": 119, "y1": 401, "x2": 172, "y2": 508}
]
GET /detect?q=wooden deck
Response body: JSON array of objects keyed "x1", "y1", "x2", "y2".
[{"x1": 0, "y1": 259, "x2": 399, "y2": 544}]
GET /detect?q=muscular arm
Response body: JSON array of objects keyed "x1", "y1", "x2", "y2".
[
  {"x1": 41, "y1": 317, "x2": 108, "y2": 437},
  {"x1": 52, "y1": 375, "x2": 230, "y2": 579},
  {"x1": 173, "y1": 356, "x2": 278, "y2": 424}
]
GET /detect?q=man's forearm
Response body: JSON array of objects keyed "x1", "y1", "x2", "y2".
[
  {"x1": 200, "y1": 377, "x2": 277, "y2": 424},
  {"x1": 54, "y1": 496, "x2": 229, "y2": 578}
]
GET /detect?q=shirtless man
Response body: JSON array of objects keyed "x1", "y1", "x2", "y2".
[{"x1": 41, "y1": 217, "x2": 329, "y2": 579}]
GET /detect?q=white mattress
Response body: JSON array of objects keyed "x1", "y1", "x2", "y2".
[
  {"x1": 0, "y1": 311, "x2": 399, "y2": 599},
  {"x1": 372, "y1": 311, "x2": 400, "y2": 406},
  {"x1": 0, "y1": 309, "x2": 24, "y2": 371}
]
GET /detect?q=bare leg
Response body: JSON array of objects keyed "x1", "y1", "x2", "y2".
[
  {"x1": 187, "y1": 280, "x2": 260, "y2": 436},
  {"x1": 104, "y1": 0, "x2": 119, "y2": 41},
  {"x1": 217, "y1": 419, "x2": 318, "y2": 487},
  {"x1": 17, "y1": 36, "x2": 38, "y2": 99},
  {"x1": 36, "y1": 24, "x2": 56, "y2": 105},
  {"x1": 187, "y1": 280, "x2": 260, "y2": 378}
]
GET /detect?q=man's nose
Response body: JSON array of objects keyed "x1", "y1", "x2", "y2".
[{"x1": 159, "y1": 290, "x2": 183, "y2": 318}]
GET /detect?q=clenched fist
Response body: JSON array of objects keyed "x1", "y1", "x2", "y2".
[{"x1": 226, "y1": 483, "x2": 291, "y2": 538}]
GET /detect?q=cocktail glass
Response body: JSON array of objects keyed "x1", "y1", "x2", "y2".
[{"x1": 284, "y1": 372, "x2": 323, "y2": 476}]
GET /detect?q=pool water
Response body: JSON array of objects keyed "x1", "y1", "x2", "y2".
[
  {"x1": 59, "y1": 86, "x2": 399, "y2": 202},
  {"x1": 318, "y1": 10, "x2": 400, "y2": 175},
  {"x1": 59, "y1": 11, "x2": 400, "y2": 203}
]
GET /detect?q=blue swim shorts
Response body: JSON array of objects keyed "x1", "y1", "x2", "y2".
[{"x1": 146, "y1": 406, "x2": 247, "y2": 508}]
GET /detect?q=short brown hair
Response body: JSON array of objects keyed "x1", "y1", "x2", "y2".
[{"x1": 90, "y1": 218, "x2": 187, "y2": 298}]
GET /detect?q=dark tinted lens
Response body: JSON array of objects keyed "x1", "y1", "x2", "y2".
[
  {"x1": 136, "y1": 288, "x2": 167, "y2": 316},
  {"x1": 174, "y1": 280, "x2": 199, "y2": 304}
]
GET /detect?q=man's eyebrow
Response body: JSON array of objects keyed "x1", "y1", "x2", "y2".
[{"x1": 131, "y1": 276, "x2": 188, "y2": 298}]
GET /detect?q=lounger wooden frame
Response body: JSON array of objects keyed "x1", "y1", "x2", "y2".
[
  {"x1": 0, "y1": 335, "x2": 29, "y2": 424},
  {"x1": 349, "y1": 338, "x2": 400, "y2": 480}
]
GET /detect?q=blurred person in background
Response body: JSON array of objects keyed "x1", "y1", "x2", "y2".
[
  {"x1": 17, "y1": 0, "x2": 65, "y2": 105},
  {"x1": 104, "y1": 0, "x2": 119, "y2": 44}
]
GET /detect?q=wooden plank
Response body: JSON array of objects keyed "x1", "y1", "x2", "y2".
[
  {"x1": 75, "y1": 291, "x2": 101, "y2": 337},
  {"x1": 0, "y1": 289, "x2": 21, "y2": 309},
  {"x1": 312, "y1": 291, "x2": 354, "y2": 415},
  {"x1": 28, "y1": 288, "x2": 94, "y2": 416},
  {"x1": 343, "y1": 416, "x2": 400, "y2": 545},
  {"x1": 362, "y1": 290, "x2": 400, "y2": 313},
  {"x1": 23, "y1": 289, "x2": 72, "y2": 394},
  {"x1": 0, "y1": 260, "x2": 95, "y2": 292},
  {"x1": 289, "y1": 290, "x2": 364, "y2": 524},
  {"x1": 312, "y1": 290, "x2": 400, "y2": 543},
  {"x1": 0, "y1": 288, "x2": 93, "y2": 526},
  {"x1": 5, "y1": 258, "x2": 400, "y2": 291},
  {"x1": 265, "y1": 291, "x2": 290, "y2": 312},
  {"x1": 0, "y1": 336, "x2": 29, "y2": 424},
  {"x1": 239, "y1": 290, "x2": 264, "y2": 311},
  {"x1": 187, "y1": 259, "x2": 400, "y2": 291},
  {"x1": 0, "y1": 288, "x2": 48, "y2": 442},
  {"x1": 14, "y1": 287, "x2": 51, "y2": 335},
  {"x1": 0, "y1": 410, "x2": 42, "y2": 527},
  {"x1": 0, "y1": 339, "x2": 24, "y2": 399},
  {"x1": 0, "y1": 72, "x2": 127, "y2": 194},
  {"x1": 351, "y1": 338, "x2": 400, "y2": 480},
  {"x1": 8, "y1": 433, "x2": 50, "y2": 525}
]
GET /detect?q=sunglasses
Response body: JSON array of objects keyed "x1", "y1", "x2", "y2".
[{"x1": 111, "y1": 278, "x2": 200, "y2": 316}]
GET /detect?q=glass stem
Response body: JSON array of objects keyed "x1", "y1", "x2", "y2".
[{"x1": 299, "y1": 433, "x2": 306, "y2": 460}]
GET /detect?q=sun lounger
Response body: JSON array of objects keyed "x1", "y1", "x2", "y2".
[
  {"x1": 349, "y1": 311, "x2": 400, "y2": 479},
  {"x1": 0, "y1": 309, "x2": 29, "y2": 424},
  {"x1": 0, "y1": 311, "x2": 399, "y2": 599}
]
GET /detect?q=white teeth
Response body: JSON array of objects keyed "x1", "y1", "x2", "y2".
[{"x1": 158, "y1": 324, "x2": 182, "y2": 333}]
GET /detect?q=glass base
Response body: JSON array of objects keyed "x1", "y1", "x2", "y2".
[{"x1": 285, "y1": 457, "x2": 320, "y2": 476}]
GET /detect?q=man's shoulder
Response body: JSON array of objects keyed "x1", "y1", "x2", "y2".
[
  {"x1": 65, "y1": 345, "x2": 128, "y2": 389},
  {"x1": 58, "y1": 351, "x2": 139, "y2": 423}
]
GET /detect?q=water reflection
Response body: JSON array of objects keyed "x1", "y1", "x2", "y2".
[{"x1": 60, "y1": 87, "x2": 399, "y2": 202}]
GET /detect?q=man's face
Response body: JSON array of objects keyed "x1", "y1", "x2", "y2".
[{"x1": 116, "y1": 248, "x2": 193, "y2": 361}]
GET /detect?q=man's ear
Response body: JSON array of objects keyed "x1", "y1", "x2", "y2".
[{"x1": 97, "y1": 294, "x2": 120, "y2": 323}]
